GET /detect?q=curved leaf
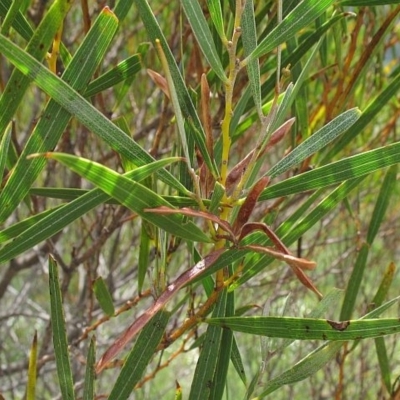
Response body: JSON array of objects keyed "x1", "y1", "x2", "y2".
[
  {"x1": 34, "y1": 152, "x2": 211, "y2": 243},
  {"x1": 107, "y1": 310, "x2": 170, "y2": 400},
  {"x1": 181, "y1": 0, "x2": 227, "y2": 83}
]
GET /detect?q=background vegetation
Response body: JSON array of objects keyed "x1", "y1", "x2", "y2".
[{"x1": 0, "y1": 0, "x2": 400, "y2": 398}]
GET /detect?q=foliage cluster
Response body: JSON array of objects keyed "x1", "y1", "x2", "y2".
[{"x1": 0, "y1": 0, "x2": 400, "y2": 398}]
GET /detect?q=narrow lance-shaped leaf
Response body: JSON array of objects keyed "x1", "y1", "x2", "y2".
[
  {"x1": 189, "y1": 290, "x2": 227, "y2": 400},
  {"x1": 373, "y1": 262, "x2": 396, "y2": 394},
  {"x1": 181, "y1": 0, "x2": 227, "y2": 83},
  {"x1": 269, "y1": 35, "x2": 325, "y2": 134},
  {"x1": 82, "y1": 336, "x2": 96, "y2": 400},
  {"x1": 230, "y1": 335, "x2": 247, "y2": 385},
  {"x1": 267, "y1": 108, "x2": 361, "y2": 179},
  {"x1": 156, "y1": 40, "x2": 192, "y2": 169},
  {"x1": 257, "y1": 342, "x2": 344, "y2": 397},
  {"x1": 93, "y1": 277, "x2": 115, "y2": 317},
  {"x1": 233, "y1": 177, "x2": 270, "y2": 233},
  {"x1": 34, "y1": 152, "x2": 211, "y2": 243},
  {"x1": 241, "y1": 0, "x2": 262, "y2": 117},
  {"x1": 0, "y1": 123, "x2": 11, "y2": 180},
  {"x1": 340, "y1": 164, "x2": 398, "y2": 320},
  {"x1": 48, "y1": 256, "x2": 75, "y2": 400},
  {"x1": 107, "y1": 310, "x2": 170, "y2": 400},
  {"x1": 84, "y1": 53, "x2": 142, "y2": 98},
  {"x1": 247, "y1": 0, "x2": 335, "y2": 62},
  {"x1": 0, "y1": 0, "x2": 24, "y2": 35},
  {"x1": 205, "y1": 316, "x2": 400, "y2": 341},
  {"x1": 210, "y1": 288, "x2": 234, "y2": 400},
  {"x1": 234, "y1": 12, "x2": 348, "y2": 132},
  {"x1": 206, "y1": 0, "x2": 226, "y2": 41},
  {"x1": 26, "y1": 331, "x2": 38, "y2": 400}
]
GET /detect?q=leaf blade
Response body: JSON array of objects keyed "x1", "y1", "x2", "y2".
[
  {"x1": 49, "y1": 256, "x2": 75, "y2": 399},
  {"x1": 181, "y1": 0, "x2": 227, "y2": 83},
  {"x1": 107, "y1": 310, "x2": 170, "y2": 400},
  {"x1": 41, "y1": 153, "x2": 211, "y2": 243}
]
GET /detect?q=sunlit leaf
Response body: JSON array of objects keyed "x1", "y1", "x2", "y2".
[
  {"x1": 107, "y1": 310, "x2": 170, "y2": 400},
  {"x1": 48, "y1": 256, "x2": 75, "y2": 399}
]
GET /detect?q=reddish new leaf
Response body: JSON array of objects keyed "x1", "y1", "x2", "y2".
[
  {"x1": 245, "y1": 244, "x2": 321, "y2": 298},
  {"x1": 232, "y1": 177, "x2": 270, "y2": 234},
  {"x1": 226, "y1": 118, "x2": 294, "y2": 193},
  {"x1": 238, "y1": 222, "x2": 290, "y2": 255},
  {"x1": 147, "y1": 69, "x2": 170, "y2": 99},
  {"x1": 145, "y1": 206, "x2": 235, "y2": 241},
  {"x1": 96, "y1": 249, "x2": 225, "y2": 372}
]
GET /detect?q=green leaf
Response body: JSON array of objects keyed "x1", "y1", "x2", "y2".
[
  {"x1": 267, "y1": 288, "x2": 345, "y2": 353},
  {"x1": 138, "y1": 223, "x2": 151, "y2": 292},
  {"x1": 0, "y1": 32, "x2": 189, "y2": 197},
  {"x1": 241, "y1": 0, "x2": 261, "y2": 117},
  {"x1": 340, "y1": 165, "x2": 398, "y2": 320},
  {"x1": 256, "y1": 342, "x2": 344, "y2": 397},
  {"x1": 84, "y1": 53, "x2": 142, "y2": 98},
  {"x1": 0, "y1": 206, "x2": 61, "y2": 245},
  {"x1": 107, "y1": 310, "x2": 170, "y2": 400},
  {"x1": 267, "y1": 108, "x2": 361, "y2": 178},
  {"x1": 269, "y1": 35, "x2": 325, "y2": 134},
  {"x1": 0, "y1": 123, "x2": 11, "y2": 180},
  {"x1": 247, "y1": 0, "x2": 335, "y2": 61},
  {"x1": 0, "y1": 158, "x2": 184, "y2": 264},
  {"x1": 260, "y1": 142, "x2": 400, "y2": 201},
  {"x1": 181, "y1": 0, "x2": 227, "y2": 83},
  {"x1": 230, "y1": 335, "x2": 247, "y2": 385},
  {"x1": 205, "y1": 316, "x2": 400, "y2": 341},
  {"x1": 325, "y1": 71, "x2": 400, "y2": 160},
  {"x1": 156, "y1": 40, "x2": 192, "y2": 169},
  {"x1": 366, "y1": 164, "x2": 398, "y2": 245},
  {"x1": 83, "y1": 336, "x2": 96, "y2": 400},
  {"x1": 26, "y1": 331, "x2": 38, "y2": 400},
  {"x1": 0, "y1": 7, "x2": 119, "y2": 224},
  {"x1": 206, "y1": 0, "x2": 226, "y2": 41},
  {"x1": 210, "y1": 288, "x2": 235, "y2": 400},
  {"x1": 48, "y1": 255, "x2": 75, "y2": 400},
  {"x1": 209, "y1": 181, "x2": 225, "y2": 214},
  {"x1": 340, "y1": 0, "x2": 400, "y2": 5},
  {"x1": 93, "y1": 277, "x2": 115, "y2": 317},
  {"x1": 189, "y1": 290, "x2": 227, "y2": 400},
  {"x1": 40, "y1": 152, "x2": 211, "y2": 243},
  {"x1": 373, "y1": 262, "x2": 396, "y2": 394}
]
